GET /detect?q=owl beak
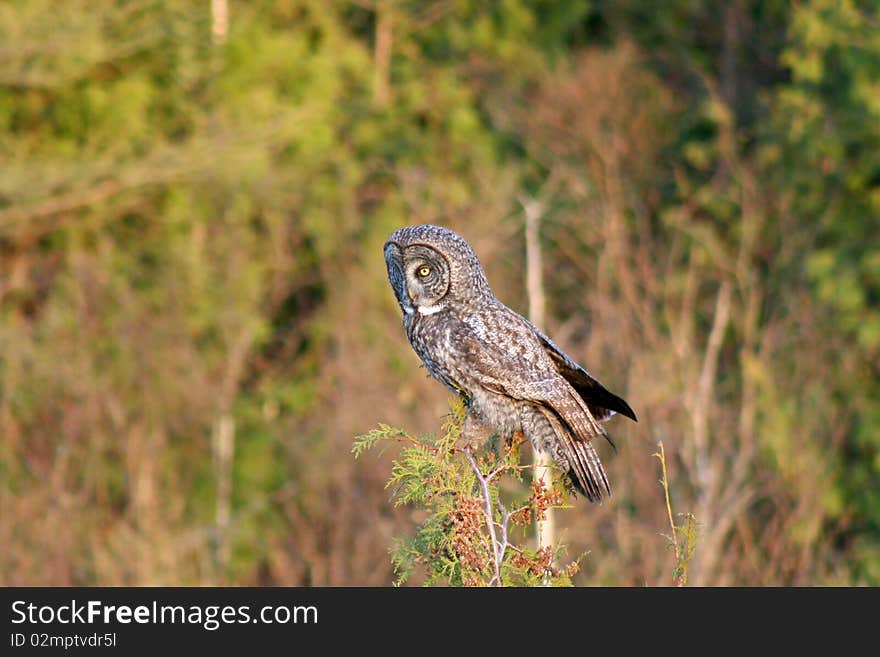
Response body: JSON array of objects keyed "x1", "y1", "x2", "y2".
[{"x1": 384, "y1": 242, "x2": 414, "y2": 315}]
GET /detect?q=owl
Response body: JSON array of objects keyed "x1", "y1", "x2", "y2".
[{"x1": 383, "y1": 224, "x2": 637, "y2": 503}]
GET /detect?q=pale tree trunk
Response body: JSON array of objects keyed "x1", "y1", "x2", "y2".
[
  {"x1": 373, "y1": 0, "x2": 393, "y2": 108},
  {"x1": 211, "y1": 0, "x2": 232, "y2": 585},
  {"x1": 212, "y1": 413, "x2": 235, "y2": 580},
  {"x1": 522, "y1": 196, "x2": 555, "y2": 565},
  {"x1": 211, "y1": 0, "x2": 228, "y2": 45},
  {"x1": 209, "y1": 325, "x2": 253, "y2": 584}
]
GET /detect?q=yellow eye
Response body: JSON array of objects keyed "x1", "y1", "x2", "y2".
[{"x1": 417, "y1": 266, "x2": 431, "y2": 277}]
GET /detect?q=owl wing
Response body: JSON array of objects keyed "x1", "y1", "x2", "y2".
[
  {"x1": 452, "y1": 317, "x2": 612, "y2": 500},
  {"x1": 528, "y1": 322, "x2": 637, "y2": 423}
]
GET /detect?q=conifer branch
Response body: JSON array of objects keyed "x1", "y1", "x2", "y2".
[{"x1": 355, "y1": 398, "x2": 580, "y2": 586}]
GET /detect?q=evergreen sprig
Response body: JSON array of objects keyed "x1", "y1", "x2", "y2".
[{"x1": 354, "y1": 398, "x2": 582, "y2": 587}]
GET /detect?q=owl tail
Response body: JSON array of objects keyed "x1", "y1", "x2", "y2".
[
  {"x1": 564, "y1": 436, "x2": 611, "y2": 502},
  {"x1": 539, "y1": 394, "x2": 612, "y2": 503}
]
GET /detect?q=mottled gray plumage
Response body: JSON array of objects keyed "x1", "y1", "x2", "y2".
[{"x1": 383, "y1": 224, "x2": 636, "y2": 503}]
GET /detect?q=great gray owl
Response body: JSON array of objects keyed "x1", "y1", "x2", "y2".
[{"x1": 383, "y1": 224, "x2": 637, "y2": 503}]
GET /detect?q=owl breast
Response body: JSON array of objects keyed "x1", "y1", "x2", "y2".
[
  {"x1": 466, "y1": 385, "x2": 522, "y2": 436},
  {"x1": 405, "y1": 308, "x2": 523, "y2": 438},
  {"x1": 404, "y1": 310, "x2": 466, "y2": 394}
]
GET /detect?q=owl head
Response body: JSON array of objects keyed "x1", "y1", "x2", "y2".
[{"x1": 384, "y1": 224, "x2": 491, "y2": 316}]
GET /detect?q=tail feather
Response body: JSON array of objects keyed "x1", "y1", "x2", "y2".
[
  {"x1": 537, "y1": 404, "x2": 611, "y2": 503},
  {"x1": 566, "y1": 437, "x2": 611, "y2": 502}
]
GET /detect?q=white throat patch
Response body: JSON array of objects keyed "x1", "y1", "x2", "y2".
[{"x1": 417, "y1": 303, "x2": 444, "y2": 316}]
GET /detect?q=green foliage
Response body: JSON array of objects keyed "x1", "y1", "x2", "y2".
[
  {"x1": 776, "y1": 0, "x2": 880, "y2": 352},
  {"x1": 767, "y1": 0, "x2": 880, "y2": 577},
  {"x1": 354, "y1": 399, "x2": 580, "y2": 587},
  {"x1": 654, "y1": 442, "x2": 699, "y2": 586}
]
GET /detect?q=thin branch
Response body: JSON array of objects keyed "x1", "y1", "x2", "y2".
[
  {"x1": 463, "y1": 447, "x2": 503, "y2": 586},
  {"x1": 654, "y1": 440, "x2": 698, "y2": 586},
  {"x1": 655, "y1": 441, "x2": 680, "y2": 562},
  {"x1": 497, "y1": 506, "x2": 511, "y2": 573},
  {"x1": 485, "y1": 463, "x2": 508, "y2": 482},
  {"x1": 692, "y1": 280, "x2": 732, "y2": 485}
]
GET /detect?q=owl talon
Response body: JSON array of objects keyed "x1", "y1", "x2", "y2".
[{"x1": 460, "y1": 412, "x2": 494, "y2": 452}]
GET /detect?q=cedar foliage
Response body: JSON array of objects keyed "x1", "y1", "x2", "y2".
[{"x1": 354, "y1": 399, "x2": 581, "y2": 587}]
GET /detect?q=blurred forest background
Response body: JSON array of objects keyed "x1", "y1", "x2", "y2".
[{"x1": 1, "y1": 0, "x2": 878, "y2": 586}]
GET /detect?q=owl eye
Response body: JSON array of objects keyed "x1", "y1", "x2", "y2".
[{"x1": 417, "y1": 266, "x2": 431, "y2": 277}]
